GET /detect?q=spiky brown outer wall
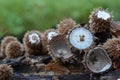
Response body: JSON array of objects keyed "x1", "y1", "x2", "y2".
[
  {"x1": 0, "y1": 64, "x2": 13, "y2": 80},
  {"x1": 89, "y1": 8, "x2": 112, "y2": 33},
  {"x1": 103, "y1": 38, "x2": 120, "y2": 60},
  {"x1": 102, "y1": 38, "x2": 120, "y2": 69},
  {"x1": 23, "y1": 30, "x2": 45, "y2": 55},
  {"x1": 1, "y1": 36, "x2": 18, "y2": 57},
  {"x1": 5, "y1": 41, "x2": 24, "y2": 58},
  {"x1": 42, "y1": 29, "x2": 58, "y2": 54},
  {"x1": 111, "y1": 21, "x2": 120, "y2": 38},
  {"x1": 57, "y1": 18, "x2": 76, "y2": 35}
]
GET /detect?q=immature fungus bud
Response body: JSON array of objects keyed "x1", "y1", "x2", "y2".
[
  {"x1": 57, "y1": 18, "x2": 76, "y2": 35},
  {"x1": 0, "y1": 64, "x2": 13, "y2": 80},
  {"x1": 42, "y1": 29, "x2": 58, "y2": 53},
  {"x1": 102, "y1": 38, "x2": 120, "y2": 60},
  {"x1": 48, "y1": 35, "x2": 73, "y2": 61},
  {"x1": 68, "y1": 26, "x2": 93, "y2": 50},
  {"x1": 5, "y1": 41, "x2": 24, "y2": 58},
  {"x1": 1, "y1": 36, "x2": 18, "y2": 57},
  {"x1": 23, "y1": 30, "x2": 43, "y2": 55},
  {"x1": 89, "y1": 8, "x2": 112, "y2": 33},
  {"x1": 111, "y1": 21, "x2": 120, "y2": 38},
  {"x1": 85, "y1": 47, "x2": 112, "y2": 73}
]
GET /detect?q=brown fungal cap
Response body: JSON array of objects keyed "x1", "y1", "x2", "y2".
[
  {"x1": 68, "y1": 26, "x2": 93, "y2": 50},
  {"x1": 48, "y1": 34, "x2": 73, "y2": 61},
  {"x1": 85, "y1": 47, "x2": 112, "y2": 73},
  {"x1": 102, "y1": 38, "x2": 120, "y2": 60},
  {"x1": 1, "y1": 36, "x2": 18, "y2": 57},
  {"x1": 5, "y1": 41, "x2": 24, "y2": 58},
  {"x1": 23, "y1": 30, "x2": 43, "y2": 55},
  {"x1": 111, "y1": 21, "x2": 120, "y2": 38},
  {"x1": 0, "y1": 64, "x2": 13, "y2": 80},
  {"x1": 89, "y1": 8, "x2": 112, "y2": 33},
  {"x1": 57, "y1": 18, "x2": 76, "y2": 35}
]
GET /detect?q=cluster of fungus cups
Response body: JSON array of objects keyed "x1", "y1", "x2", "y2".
[
  {"x1": 1, "y1": 36, "x2": 24, "y2": 58},
  {"x1": 0, "y1": 8, "x2": 119, "y2": 76}
]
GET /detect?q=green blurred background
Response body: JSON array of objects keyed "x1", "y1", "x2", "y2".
[{"x1": 0, "y1": 0, "x2": 120, "y2": 39}]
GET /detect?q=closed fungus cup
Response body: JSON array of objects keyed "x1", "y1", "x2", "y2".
[
  {"x1": 5, "y1": 41, "x2": 24, "y2": 58},
  {"x1": 57, "y1": 18, "x2": 76, "y2": 35},
  {"x1": 1, "y1": 36, "x2": 18, "y2": 57},
  {"x1": 111, "y1": 21, "x2": 120, "y2": 38},
  {"x1": 48, "y1": 34, "x2": 73, "y2": 62},
  {"x1": 89, "y1": 8, "x2": 112, "y2": 33},
  {"x1": 0, "y1": 64, "x2": 13, "y2": 80},
  {"x1": 67, "y1": 25, "x2": 94, "y2": 53},
  {"x1": 42, "y1": 29, "x2": 58, "y2": 53},
  {"x1": 23, "y1": 30, "x2": 43, "y2": 55},
  {"x1": 85, "y1": 47, "x2": 112, "y2": 73},
  {"x1": 102, "y1": 38, "x2": 120, "y2": 60}
]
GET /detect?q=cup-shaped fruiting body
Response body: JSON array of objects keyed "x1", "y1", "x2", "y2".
[
  {"x1": 102, "y1": 38, "x2": 120, "y2": 60},
  {"x1": 68, "y1": 26, "x2": 94, "y2": 50},
  {"x1": 42, "y1": 29, "x2": 58, "y2": 53},
  {"x1": 85, "y1": 47, "x2": 112, "y2": 73},
  {"x1": 57, "y1": 18, "x2": 76, "y2": 35},
  {"x1": 111, "y1": 21, "x2": 120, "y2": 38},
  {"x1": 89, "y1": 8, "x2": 112, "y2": 33},
  {"x1": 0, "y1": 64, "x2": 13, "y2": 80},
  {"x1": 5, "y1": 41, "x2": 24, "y2": 58},
  {"x1": 1, "y1": 36, "x2": 18, "y2": 57},
  {"x1": 48, "y1": 34, "x2": 73, "y2": 61},
  {"x1": 23, "y1": 30, "x2": 43, "y2": 55}
]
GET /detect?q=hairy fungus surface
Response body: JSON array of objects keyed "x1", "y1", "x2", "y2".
[
  {"x1": 0, "y1": 64, "x2": 13, "y2": 80},
  {"x1": 103, "y1": 38, "x2": 120, "y2": 60},
  {"x1": 111, "y1": 21, "x2": 120, "y2": 38},
  {"x1": 57, "y1": 18, "x2": 76, "y2": 35},
  {"x1": 89, "y1": 8, "x2": 112, "y2": 33},
  {"x1": 1, "y1": 36, "x2": 18, "y2": 57},
  {"x1": 23, "y1": 30, "x2": 43, "y2": 55},
  {"x1": 5, "y1": 41, "x2": 24, "y2": 58}
]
